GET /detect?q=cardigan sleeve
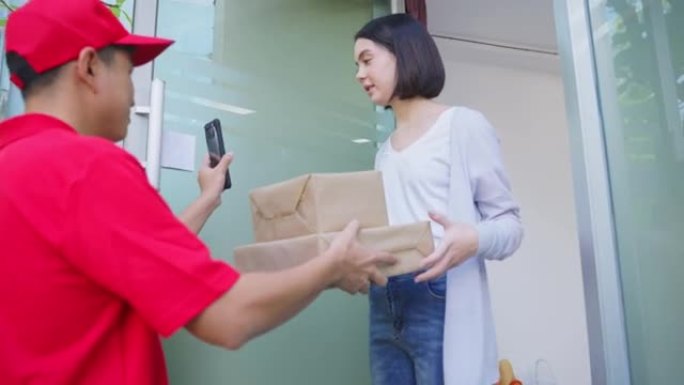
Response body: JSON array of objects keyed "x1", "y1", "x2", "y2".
[{"x1": 463, "y1": 111, "x2": 524, "y2": 261}]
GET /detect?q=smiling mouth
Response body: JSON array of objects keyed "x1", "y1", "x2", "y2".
[{"x1": 364, "y1": 85, "x2": 375, "y2": 93}]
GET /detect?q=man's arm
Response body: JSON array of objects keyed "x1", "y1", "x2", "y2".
[
  {"x1": 185, "y1": 220, "x2": 395, "y2": 349},
  {"x1": 178, "y1": 154, "x2": 232, "y2": 234}
]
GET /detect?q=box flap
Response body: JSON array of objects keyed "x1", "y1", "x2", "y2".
[{"x1": 249, "y1": 174, "x2": 311, "y2": 219}]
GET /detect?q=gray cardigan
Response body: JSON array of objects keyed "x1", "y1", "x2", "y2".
[{"x1": 443, "y1": 107, "x2": 524, "y2": 385}]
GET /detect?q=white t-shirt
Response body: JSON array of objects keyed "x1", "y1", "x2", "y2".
[
  {"x1": 375, "y1": 107, "x2": 455, "y2": 245},
  {"x1": 376, "y1": 106, "x2": 523, "y2": 384}
]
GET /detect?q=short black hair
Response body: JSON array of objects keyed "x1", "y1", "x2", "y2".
[
  {"x1": 355, "y1": 13, "x2": 445, "y2": 101},
  {"x1": 6, "y1": 45, "x2": 134, "y2": 100}
]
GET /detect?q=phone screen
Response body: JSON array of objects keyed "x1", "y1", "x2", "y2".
[{"x1": 204, "y1": 119, "x2": 232, "y2": 189}]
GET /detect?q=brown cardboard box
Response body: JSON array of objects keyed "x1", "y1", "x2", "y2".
[
  {"x1": 249, "y1": 171, "x2": 388, "y2": 242},
  {"x1": 234, "y1": 221, "x2": 434, "y2": 277}
]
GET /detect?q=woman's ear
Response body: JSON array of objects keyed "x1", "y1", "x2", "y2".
[{"x1": 74, "y1": 47, "x2": 100, "y2": 93}]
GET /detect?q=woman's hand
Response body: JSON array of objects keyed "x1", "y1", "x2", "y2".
[{"x1": 414, "y1": 212, "x2": 479, "y2": 283}]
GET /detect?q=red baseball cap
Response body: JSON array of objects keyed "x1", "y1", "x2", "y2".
[{"x1": 4, "y1": 0, "x2": 174, "y2": 89}]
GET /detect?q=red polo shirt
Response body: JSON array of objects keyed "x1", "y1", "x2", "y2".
[{"x1": 0, "y1": 114, "x2": 240, "y2": 385}]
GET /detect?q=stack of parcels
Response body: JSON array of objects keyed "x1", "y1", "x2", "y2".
[{"x1": 234, "y1": 171, "x2": 434, "y2": 277}]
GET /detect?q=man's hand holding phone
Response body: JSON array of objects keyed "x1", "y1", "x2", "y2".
[
  {"x1": 179, "y1": 141, "x2": 233, "y2": 234},
  {"x1": 198, "y1": 153, "x2": 233, "y2": 208},
  {"x1": 204, "y1": 118, "x2": 232, "y2": 190}
]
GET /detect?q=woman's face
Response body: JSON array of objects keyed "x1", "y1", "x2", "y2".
[{"x1": 354, "y1": 38, "x2": 397, "y2": 106}]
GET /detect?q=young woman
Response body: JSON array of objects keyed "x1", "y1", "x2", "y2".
[{"x1": 353, "y1": 14, "x2": 524, "y2": 385}]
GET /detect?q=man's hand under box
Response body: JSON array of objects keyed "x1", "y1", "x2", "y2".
[{"x1": 234, "y1": 221, "x2": 434, "y2": 277}]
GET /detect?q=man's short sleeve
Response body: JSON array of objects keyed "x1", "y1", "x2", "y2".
[{"x1": 61, "y1": 148, "x2": 240, "y2": 337}]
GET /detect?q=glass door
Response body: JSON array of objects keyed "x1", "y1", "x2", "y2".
[
  {"x1": 556, "y1": 0, "x2": 684, "y2": 383},
  {"x1": 131, "y1": 0, "x2": 386, "y2": 384},
  {"x1": 586, "y1": 1, "x2": 684, "y2": 384}
]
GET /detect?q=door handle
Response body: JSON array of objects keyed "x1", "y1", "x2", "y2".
[{"x1": 133, "y1": 78, "x2": 165, "y2": 189}]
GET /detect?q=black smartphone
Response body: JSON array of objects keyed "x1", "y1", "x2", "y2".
[{"x1": 203, "y1": 118, "x2": 232, "y2": 190}]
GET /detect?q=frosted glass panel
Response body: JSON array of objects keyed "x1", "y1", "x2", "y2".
[
  {"x1": 588, "y1": 1, "x2": 684, "y2": 384},
  {"x1": 154, "y1": 1, "x2": 383, "y2": 384}
]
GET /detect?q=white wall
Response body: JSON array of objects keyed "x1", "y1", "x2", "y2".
[{"x1": 434, "y1": 37, "x2": 591, "y2": 385}]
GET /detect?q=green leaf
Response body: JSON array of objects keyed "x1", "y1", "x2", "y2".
[{"x1": 121, "y1": 9, "x2": 132, "y2": 26}]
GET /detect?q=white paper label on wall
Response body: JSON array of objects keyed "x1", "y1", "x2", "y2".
[{"x1": 161, "y1": 131, "x2": 196, "y2": 172}]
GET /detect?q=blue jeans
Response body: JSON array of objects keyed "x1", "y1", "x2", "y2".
[{"x1": 369, "y1": 273, "x2": 447, "y2": 385}]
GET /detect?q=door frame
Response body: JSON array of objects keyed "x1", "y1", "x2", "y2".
[{"x1": 553, "y1": 0, "x2": 631, "y2": 384}]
